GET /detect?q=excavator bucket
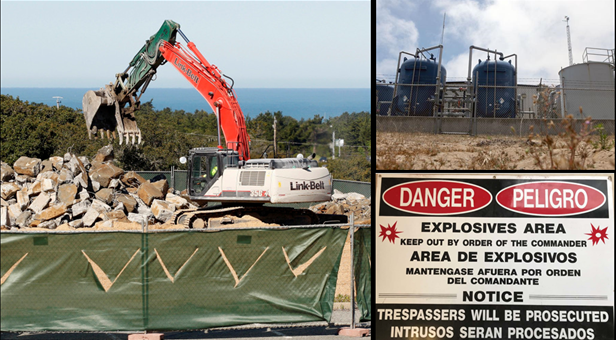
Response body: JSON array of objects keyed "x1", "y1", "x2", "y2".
[{"x1": 82, "y1": 86, "x2": 142, "y2": 145}]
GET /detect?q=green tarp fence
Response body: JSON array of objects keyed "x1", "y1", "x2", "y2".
[
  {"x1": 1, "y1": 227, "x2": 347, "y2": 331},
  {"x1": 354, "y1": 227, "x2": 371, "y2": 321}
]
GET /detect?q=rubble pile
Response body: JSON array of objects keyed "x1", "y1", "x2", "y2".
[
  {"x1": 309, "y1": 190, "x2": 371, "y2": 225},
  {"x1": 0, "y1": 146, "x2": 197, "y2": 231}
]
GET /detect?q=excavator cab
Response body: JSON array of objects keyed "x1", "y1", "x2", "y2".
[{"x1": 187, "y1": 147, "x2": 239, "y2": 201}]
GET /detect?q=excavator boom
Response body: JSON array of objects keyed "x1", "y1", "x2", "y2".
[{"x1": 82, "y1": 20, "x2": 250, "y2": 160}]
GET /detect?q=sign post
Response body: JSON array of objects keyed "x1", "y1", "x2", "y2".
[{"x1": 375, "y1": 174, "x2": 614, "y2": 340}]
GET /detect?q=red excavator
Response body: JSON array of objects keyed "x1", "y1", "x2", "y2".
[{"x1": 82, "y1": 20, "x2": 346, "y2": 228}]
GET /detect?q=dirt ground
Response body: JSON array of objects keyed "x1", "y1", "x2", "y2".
[{"x1": 377, "y1": 132, "x2": 615, "y2": 170}]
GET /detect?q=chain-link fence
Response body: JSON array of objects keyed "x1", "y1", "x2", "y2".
[
  {"x1": 1, "y1": 222, "x2": 372, "y2": 332},
  {"x1": 376, "y1": 80, "x2": 615, "y2": 135}
]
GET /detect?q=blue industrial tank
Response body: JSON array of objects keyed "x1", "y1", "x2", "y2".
[
  {"x1": 472, "y1": 57, "x2": 516, "y2": 118},
  {"x1": 377, "y1": 83, "x2": 394, "y2": 116},
  {"x1": 391, "y1": 57, "x2": 447, "y2": 116}
]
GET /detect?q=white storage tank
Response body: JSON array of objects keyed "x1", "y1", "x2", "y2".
[{"x1": 558, "y1": 62, "x2": 615, "y2": 119}]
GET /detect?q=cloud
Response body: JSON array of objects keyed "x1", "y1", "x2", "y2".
[
  {"x1": 377, "y1": 0, "x2": 615, "y2": 83},
  {"x1": 434, "y1": 0, "x2": 615, "y2": 80},
  {"x1": 376, "y1": 0, "x2": 419, "y2": 79}
]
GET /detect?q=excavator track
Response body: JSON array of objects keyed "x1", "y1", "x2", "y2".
[{"x1": 171, "y1": 205, "x2": 347, "y2": 229}]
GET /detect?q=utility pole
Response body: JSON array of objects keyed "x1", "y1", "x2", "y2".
[
  {"x1": 272, "y1": 117, "x2": 277, "y2": 157},
  {"x1": 564, "y1": 16, "x2": 573, "y2": 66},
  {"x1": 331, "y1": 130, "x2": 335, "y2": 160}
]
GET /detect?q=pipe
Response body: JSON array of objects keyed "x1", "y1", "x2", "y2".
[
  {"x1": 392, "y1": 51, "x2": 417, "y2": 116},
  {"x1": 466, "y1": 45, "x2": 504, "y2": 83},
  {"x1": 502, "y1": 54, "x2": 518, "y2": 117}
]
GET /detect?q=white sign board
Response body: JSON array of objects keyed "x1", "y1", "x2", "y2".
[{"x1": 376, "y1": 174, "x2": 614, "y2": 340}]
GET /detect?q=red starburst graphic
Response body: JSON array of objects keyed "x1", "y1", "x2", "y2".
[
  {"x1": 585, "y1": 224, "x2": 608, "y2": 245},
  {"x1": 380, "y1": 222, "x2": 402, "y2": 243}
]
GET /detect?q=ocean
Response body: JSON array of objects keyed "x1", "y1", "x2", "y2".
[{"x1": 0, "y1": 88, "x2": 370, "y2": 121}]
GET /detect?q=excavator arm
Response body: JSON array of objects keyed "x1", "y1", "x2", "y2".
[{"x1": 82, "y1": 20, "x2": 250, "y2": 160}]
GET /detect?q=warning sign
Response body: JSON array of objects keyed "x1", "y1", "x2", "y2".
[{"x1": 375, "y1": 174, "x2": 614, "y2": 339}]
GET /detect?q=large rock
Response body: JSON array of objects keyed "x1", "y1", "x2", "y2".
[
  {"x1": 1, "y1": 182, "x2": 21, "y2": 200},
  {"x1": 40, "y1": 160, "x2": 54, "y2": 173},
  {"x1": 151, "y1": 199, "x2": 175, "y2": 222},
  {"x1": 137, "y1": 181, "x2": 164, "y2": 206},
  {"x1": 95, "y1": 188, "x2": 114, "y2": 205},
  {"x1": 165, "y1": 193, "x2": 189, "y2": 209},
  {"x1": 0, "y1": 207, "x2": 8, "y2": 227},
  {"x1": 91, "y1": 199, "x2": 112, "y2": 214},
  {"x1": 28, "y1": 180, "x2": 42, "y2": 196},
  {"x1": 29, "y1": 192, "x2": 51, "y2": 214},
  {"x1": 15, "y1": 175, "x2": 31, "y2": 185},
  {"x1": 49, "y1": 156, "x2": 64, "y2": 170},
  {"x1": 121, "y1": 171, "x2": 146, "y2": 188},
  {"x1": 13, "y1": 156, "x2": 41, "y2": 177},
  {"x1": 89, "y1": 163, "x2": 123, "y2": 187},
  {"x1": 16, "y1": 189, "x2": 29, "y2": 209},
  {"x1": 34, "y1": 204, "x2": 67, "y2": 222},
  {"x1": 152, "y1": 179, "x2": 169, "y2": 196},
  {"x1": 128, "y1": 213, "x2": 149, "y2": 226},
  {"x1": 58, "y1": 168, "x2": 74, "y2": 184},
  {"x1": 104, "y1": 210, "x2": 127, "y2": 221},
  {"x1": 8, "y1": 204, "x2": 22, "y2": 225},
  {"x1": 71, "y1": 199, "x2": 90, "y2": 217},
  {"x1": 69, "y1": 219, "x2": 84, "y2": 228},
  {"x1": 58, "y1": 183, "x2": 78, "y2": 205},
  {"x1": 116, "y1": 194, "x2": 137, "y2": 212},
  {"x1": 41, "y1": 178, "x2": 56, "y2": 192},
  {"x1": 15, "y1": 210, "x2": 32, "y2": 228},
  {"x1": 82, "y1": 207, "x2": 100, "y2": 227},
  {"x1": 94, "y1": 145, "x2": 114, "y2": 163},
  {"x1": 1, "y1": 162, "x2": 15, "y2": 181}
]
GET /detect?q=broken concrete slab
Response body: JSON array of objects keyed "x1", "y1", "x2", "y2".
[
  {"x1": 16, "y1": 189, "x2": 29, "y2": 210},
  {"x1": 15, "y1": 174, "x2": 32, "y2": 185},
  {"x1": 29, "y1": 192, "x2": 51, "y2": 214},
  {"x1": 116, "y1": 194, "x2": 137, "y2": 213},
  {"x1": 49, "y1": 156, "x2": 63, "y2": 170},
  {"x1": 71, "y1": 199, "x2": 90, "y2": 217},
  {"x1": 0, "y1": 206, "x2": 9, "y2": 227},
  {"x1": 165, "y1": 193, "x2": 189, "y2": 209},
  {"x1": 128, "y1": 213, "x2": 148, "y2": 226},
  {"x1": 1, "y1": 162, "x2": 15, "y2": 181},
  {"x1": 7, "y1": 203, "x2": 23, "y2": 224},
  {"x1": 151, "y1": 199, "x2": 175, "y2": 222},
  {"x1": 82, "y1": 207, "x2": 100, "y2": 227},
  {"x1": 42, "y1": 178, "x2": 56, "y2": 192},
  {"x1": 16, "y1": 210, "x2": 32, "y2": 228},
  {"x1": 151, "y1": 179, "x2": 169, "y2": 196},
  {"x1": 94, "y1": 145, "x2": 114, "y2": 163},
  {"x1": 40, "y1": 160, "x2": 54, "y2": 173},
  {"x1": 91, "y1": 199, "x2": 112, "y2": 214},
  {"x1": 89, "y1": 163, "x2": 123, "y2": 187},
  {"x1": 95, "y1": 188, "x2": 114, "y2": 205},
  {"x1": 34, "y1": 204, "x2": 67, "y2": 222},
  {"x1": 58, "y1": 168, "x2": 74, "y2": 184},
  {"x1": 1, "y1": 182, "x2": 21, "y2": 200},
  {"x1": 28, "y1": 180, "x2": 42, "y2": 197},
  {"x1": 13, "y1": 156, "x2": 41, "y2": 177},
  {"x1": 57, "y1": 183, "x2": 78, "y2": 205},
  {"x1": 137, "y1": 181, "x2": 164, "y2": 206},
  {"x1": 121, "y1": 171, "x2": 147, "y2": 188},
  {"x1": 69, "y1": 219, "x2": 84, "y2": 228},
  {"x1": 38, "y1": 219, "x2": 58, "y2": 229}
]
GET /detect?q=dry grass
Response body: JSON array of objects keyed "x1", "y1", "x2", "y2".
[{"x1": 377, "y1": 127, "x2": 615, "y2": 171}]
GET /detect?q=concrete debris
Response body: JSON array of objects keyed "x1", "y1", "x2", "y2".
[
  {"x1": 29, "y1": 192, "x2": 51, "y2": 214},
  {"x1": 1, "y1": 182, "x2": 21, "y2": 200},
  {"x1": 13, "y1": 156, "x2": 41, "y2": 177},
  {"x1": 1, "y1": 145, "x2": 364, "y2": 231},
  {"x1": 137, "y1": 181, "x2": 164, "y2": 207},
  {"x1": 57, "y1": 183, "x2": 78, "y2": 205},
  {"x1": 1, "y1": 162, "x2": 15, "y2": 181},
  {"x1": 121, "y1": 171, "x2": 146, "y2": 188},
  {"x1": 310, "y1": 191, "x2": 371, "y2": 225}
]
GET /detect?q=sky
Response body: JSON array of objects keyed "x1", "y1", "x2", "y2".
[
  {"x1": 377, "y1": 0, "x2": 615, "y2": 85},
  {"x1": 0, "y1": 1, "x2": 370, "y2": 88}
]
